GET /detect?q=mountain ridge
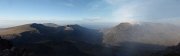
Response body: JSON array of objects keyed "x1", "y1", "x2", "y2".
[{"x1": 103, "y1": 22, "x2": 180, "y2": 46}]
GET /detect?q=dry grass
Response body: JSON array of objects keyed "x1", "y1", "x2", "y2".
[{"x1": 0, "y1": 24, "x2": 37, "y2": 35}]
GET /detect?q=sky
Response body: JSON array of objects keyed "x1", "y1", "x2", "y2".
[{"x1": 0, "y1": 0, "x2": 180, "y2": 27}]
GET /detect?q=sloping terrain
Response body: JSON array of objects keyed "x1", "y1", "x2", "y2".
[
  {"x1": 103, "y1": 22, "x2": 180, "y2": 46},
  {"x1": 0, "y1": 37, "x2": 107, "y2": 56},
  {"x1": 0, "y1": 23, "x2": 102, "y2": 44},
  {"x1": 0, "y1": 24, "x2": 38, "y2": 39},
  {"x1": 152, "y1": 43, "x2": 180, "y2": 56},
  {"x1": 0, "y1": 23, "x2": 105, "y2": 56},
  {"x1": 103, "y1": 22, "x2": 180, "y2": 56},
  {"x1": 1, "y1": 22, "x2": 180, "y2": 56}
]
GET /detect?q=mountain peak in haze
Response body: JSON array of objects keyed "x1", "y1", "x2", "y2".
[
  {"x1": 116, "y1": 22, "x2": 133, "y2": 31},
  {"x1": 103, "y1": 22, "x2": 180, "y2": 46}
]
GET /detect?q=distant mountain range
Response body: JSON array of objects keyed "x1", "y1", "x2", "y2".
[
  {"x1": 0, "y1": 23, "x2": 102, "y2": 44},
  {"x1": 0, "y1": 22, "x2": 180, "y2": 56}
]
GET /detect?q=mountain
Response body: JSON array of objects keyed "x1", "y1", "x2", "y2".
[
  {"x1": 43, "y1": 23, "x2": 60, "y2": 27},
  {"x1": 103, "y1": 22, "x2": 180, "y2": 46},
  {"x1": 0, "y1": 23, "x2": 105, "y2": 56},
  {"x1": 0, "y1": 23, "x2": 102, "y2": 44},
  {"x1": 2, "y1": 22, "x2": 180, "y2": 56},
  {"x1": 103, "y1": 22, "x2": 180, "y2": 56}
]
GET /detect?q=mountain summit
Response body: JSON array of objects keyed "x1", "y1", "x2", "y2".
[{"x1": 103, "y1": 22, "x2": 180, "y2": 46}]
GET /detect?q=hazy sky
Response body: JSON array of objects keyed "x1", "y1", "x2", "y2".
[{"x1": 0, "y1": 0, "x2": 180, "y2": 27}]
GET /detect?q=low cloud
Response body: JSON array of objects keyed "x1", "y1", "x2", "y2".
[{"x1": 103, "y1": 0, "x2": 180, "y2": 24}]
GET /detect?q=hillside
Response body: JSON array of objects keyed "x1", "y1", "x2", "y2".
[
  {"x1": 0, "y1": 23, "x2": 105, "y2": 56},
  {"x1": 1, "y1": 22, "x2": 180, "y2": 56},
  {"x1": 103, "y1": 22, "x2": 180, "y2": 46},
  {"x1": 103, "y1": 22, "x2": 180, "y2": 56}
]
